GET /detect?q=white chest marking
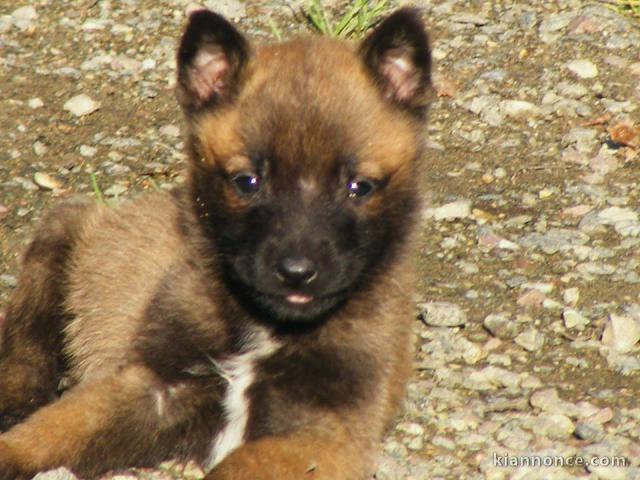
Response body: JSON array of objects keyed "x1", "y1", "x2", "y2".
[{"x1": 205, "y1": 331, "x2": 279, "y2": 470}]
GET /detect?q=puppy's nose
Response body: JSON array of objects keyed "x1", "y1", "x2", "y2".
[{"x1": 276, "y1": 257, "x2": 317, "y2": 285}]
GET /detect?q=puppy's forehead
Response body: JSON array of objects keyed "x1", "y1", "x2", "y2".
[{"x1": 197, "y1": 37, "x2": 417, "y2": 176}]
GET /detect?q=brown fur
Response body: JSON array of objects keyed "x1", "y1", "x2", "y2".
[{"x1": 0, "y1": 9, "x2": 430, "y2": 480}]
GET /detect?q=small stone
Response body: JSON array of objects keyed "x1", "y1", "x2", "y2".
[
  {"x1": 11, "y1": 5, "x2": 38, "y2": 30},
  {"x1": 81, "y1": 19, "x2": 108, "y2": 31},
  {"x1": 562, "y1": 205, "x2": 591, "y2": 217},
  {"x1": 181, "y1": 460, "x2": 205, "y2": 479},
  {"x1": 517, "y1": 289, "x2": 546, "y2": 308},
  {"x1": 543, "y1": 298, "x2": 563, "y2": 310},
  {"x1": 431, "y1": 436, "x2": 456, "y2": 450},
  {"x1": 0, "y1": 205, "x2": 8, "y2": 221},
  {"x1": 562, "y1": 287, "x2": 580, "y2": 306},
  {"x1": 63, "y1": 94, "x2": 100, "y2": 117},
  {"x1": 141, "y1": 58, "x2": 156, "y2": 71},
  {"x1": 104, "y1": 184, "x2": 128, "y2": 197},
  {"x1": 450, "y1": 13, "x2": 489, "y2": 25},
  {"x1": 566, "y1": 59, "x2": 599, "y2": 79},
  {"x1": 481, "y1": 173, "x2": 494, "y2": 184},
  {"x1": 601, "y1": 313, "x2": 640, "y2": 353},
  {"x1": 466, "y1": 366, "x2": 521, "y2": 390},
  {"x1": 32, "y1": 468, "x2": 78, "y2": 480},
  {"x1": 574, "y1": 422, "x2": 605, "y2": 442},
  {"x1": 433, "y1": 200, "x2": 471, "y2": 221},
  {"x1": 493, "y1": 167, "x2": 507, "y2": 179},
  {"x1": 501, "y1": 100, "x2": 542, "y2": 119},
  {"x1": 28, "y1": 97, "x2": 44, "y2": 109},
  {"x1": 538, "y1": 188, "x2": 554, "y2": 199},
  {"x1": 419, "y1": 302, "x2": 467, "y2": 327},
  {"x1": 515, "y1": 328, "x2": 545, "y2": 352},
  {"x1": 406, "y1": 436, "x2": 423, "y2": 451},
  {"x1": 598, "y1": 207, "x2": 638, "y2": 225},
  {"x1": 79, "y1": 145, "x2": 97, "y2": 157},
  {"x1": 483, "y1": 313, "x2": 518, "y2": 339},
  {"x1": 160, "y1": 124, "x2": 181, "y2": 138},
  {"x1": 33, "y1": 172, "x2": 62, "y2": 191},
  {"x1": 562, "y1": 309, "x2": 590, "y2": 329},
  {"x1": 540, "y1": 14, "x2": 572, "y2": 33},
  {"x1": 396, "y1": 422, "x2": 424, "y2": 436},
  {"x1": 577, "y1": 262, "x2": 616, "y2": 276},
  {"x1": 0, "y1": 274, "x2": 17, "y2": 288},
  {"x1": 33, "y1": 141, "x2": 48, "y2": 156},
  {"x1": 204, "y1": 0, "x2": 246, "y2": 19},
  {"x1": 531, "y1": 414, "x2": 575, "y2": 440}
]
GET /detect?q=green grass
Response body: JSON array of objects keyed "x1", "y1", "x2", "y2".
[
  {"x1": 89, "y1": 172, "x2": 105, "y2": 205},
  {"x1": 303, "y1": 0, "x2": 390, "y2": 38},
  {"x1": 605, "y1": 0, "x2": 640, "y2": 18}
]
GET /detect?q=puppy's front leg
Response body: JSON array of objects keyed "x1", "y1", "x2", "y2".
[
  {"x1": 208, "y1": 417, "x2": 373, "y2": 480},
  {"x1": 0, "y1": 365, "x2": 221, "y2": 480}
]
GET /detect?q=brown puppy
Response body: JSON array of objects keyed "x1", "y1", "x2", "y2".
[{"x1": 0, "y1": 8, "x2": 431, "y2": 480}]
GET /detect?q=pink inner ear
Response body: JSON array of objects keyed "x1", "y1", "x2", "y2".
[
  {"x1": 380, "y1": 48, "x2": 419, "y2": 102},
  {"x1": 189, "y1": 45, "x2": 230, "y2": 102}
]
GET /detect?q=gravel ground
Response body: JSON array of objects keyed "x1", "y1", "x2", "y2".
[{"x1": 1, "y1": 1, "x2": 640, "y2": 479}]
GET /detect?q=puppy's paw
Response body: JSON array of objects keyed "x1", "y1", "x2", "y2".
[{"x1": 0, "y1": 440, "x2": 27, "y2": 480}]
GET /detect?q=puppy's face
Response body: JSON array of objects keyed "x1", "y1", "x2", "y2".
[{"x1": 177, "y1": 10, "x2": 431, "y2": 322}]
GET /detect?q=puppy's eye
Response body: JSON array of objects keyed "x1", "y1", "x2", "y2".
[
  {"x1": 347, "y1": 178, "x2": 376, "y2": 199},
  {"x1": 231, "y1": 173, "x2": 261, "y2": 196}
]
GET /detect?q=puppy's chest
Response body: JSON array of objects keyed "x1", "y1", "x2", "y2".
[{"x1": 205, "y1": 336, "x2": 279, "y2": 469}]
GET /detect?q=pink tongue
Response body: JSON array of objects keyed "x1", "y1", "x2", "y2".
[{"x1": 286, "y1": 294, "x2": 314, "y2": 304}]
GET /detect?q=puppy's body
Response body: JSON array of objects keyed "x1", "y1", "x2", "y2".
[{"x1": 0, "y1": 9, "x2": 431, "y2": 480}]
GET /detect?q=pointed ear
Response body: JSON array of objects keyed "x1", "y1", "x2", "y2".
[
  {"x1": 359, "y1": 8, "x2": 432, "y2": 115},
  {"x1": 176, "y1": 9, "x2": 250, "y2": 114}
]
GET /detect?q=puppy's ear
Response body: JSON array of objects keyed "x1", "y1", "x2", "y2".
[
  {"x1": 176, "y1": 9, "x2": 250, "y2": 114},
  {"x1": 359, "y1": 8, "x2": 432, "y2": 115}
]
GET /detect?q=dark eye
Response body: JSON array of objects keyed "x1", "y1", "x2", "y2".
[
  {"x1": 347, "y1": 178, "x2": 376, "y2": 199},
  {"x1": 231, "y1": 172, "x2": 261, "y2": 196}
]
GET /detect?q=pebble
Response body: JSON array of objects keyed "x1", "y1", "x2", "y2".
[
  {"x1": 160, "y1": 124, "x2": 181, "y2": 138},
  {"x1": 0, "y1": 274, "x2": 17, "y2": 288},
  {"x1": 517, "y1": 289, "x2": 546, "y2": 308},
  {"x1": 63, "y1": 94, "x2": 101, "y2": 117},
  {"x1": 566, "y1": 59, "x2": 599, "y2": 79},
  {"x1": 483, "y1": 313, "x2": 519, "y2": 339},
  {"x1": 519, "y1": 228, "x2": 589, "y2": 255},
  {"x1": 33, "y1": 141, "x2": 48, "y2": 156},
  {"x1": 450, "y1": 13, "x2": 489, "y2": 26},
  {"x1": 562, "y1": 309, "x2": 590, "y2": 329},
  {"x1": 601, "y1": 313, "x2": 640, "y2": 353},
  {"x1": 574, "y1": 422, "x2": 605, "y2": 442},
  {"x1": 419, "y1": 302, "x2": 467, "y2": 327},
  {"x1": 28, "y1": 97, "x2": 44, "y2": 109},
  {"x1": 11, "y1": 5, "x2": 38, "y2": 30},
  {"x1": 432, "y1": 199, "x2": 472, "y2": 221},
  {"x1": 562, "y1": 287, "x2": 580, "y2": 306},
  {"x1": 531, "y1": 414, "x2": 575, "y2": 440},
  {"x1": 79, "y1": 145, "x2": 97, "y2": 157},
  {"x1": 104, "y1": 184, "x2": 128, "y2": 197},
  {"x1": 515, "y1": 328, "x2": 545, "y2": 352},
  {"x1": 530, "y1": 388, "x2": 583, "y2": 418},
  {"x1": 204, "y1": 0, "x2": 246, "y2": 19},
  {"x1": 501, "y1": 100, "x2": 542, "y2": 119},
  {"x1": 33, "y1": 172, "x2": 62, "y2": 191},
  {"x1": 397, "y1": 422, "x2": 424, "y2": 436},
  {"x1": 32, "y1": 468, "x2": 78, "y2": 480}
]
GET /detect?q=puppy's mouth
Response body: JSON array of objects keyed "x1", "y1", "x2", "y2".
[
  {"x1": 250, "y1": 289, "x2": 348, "y2": 323},
  {"x1": 285, "y1": 293, "x2": 314, "y2": 304}
]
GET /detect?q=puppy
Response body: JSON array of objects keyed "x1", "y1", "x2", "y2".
[{"x1": 0, "y1": 8, "x2": 431, "y2": 480}]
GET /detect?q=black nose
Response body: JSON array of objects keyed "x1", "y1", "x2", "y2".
[{"x1": 276, "y1": 256, "x2": 317, "y2": 285}]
